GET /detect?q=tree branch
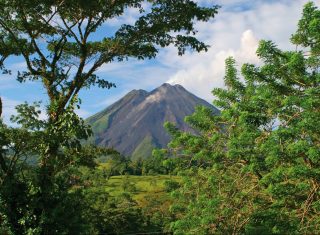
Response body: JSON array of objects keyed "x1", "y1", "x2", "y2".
[
  {"x1": 61, "y1": 17, "x2": 81, "y2": 45},
  {"x1": 0, "y1": 20, "x2": 40, "y2": 76}
]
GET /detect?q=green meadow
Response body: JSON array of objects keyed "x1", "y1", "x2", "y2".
[{"x1": 105, "y1": 175, "x2": 180, "y2": 206}]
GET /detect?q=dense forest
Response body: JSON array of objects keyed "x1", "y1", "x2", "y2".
[{"x1": 0, "y1": 0, "x2": 319, "y2": 234}]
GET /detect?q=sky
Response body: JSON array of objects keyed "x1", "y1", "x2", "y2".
[{"x1": 0, "y1": 0, "x2": 318, "y2": 123}]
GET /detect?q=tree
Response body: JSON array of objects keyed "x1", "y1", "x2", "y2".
[
  {"x1": 0, "y1": 0, "x2": 219, "y2": 233},
  {"x1": 0, "y1": 102, "x2": 103, "y2": 234},
  {"x1": 0, "y1": 0, "x2": 219, "y2": 123},
  {"x1": 167, "y1": 2, "x2": 320, "y2": 234}
]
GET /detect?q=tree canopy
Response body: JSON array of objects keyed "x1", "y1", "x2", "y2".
[{"x1": 166, "y1": 2, "x2": 320, "y2": 234}]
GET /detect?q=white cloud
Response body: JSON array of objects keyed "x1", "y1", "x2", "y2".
[
  {"x1": 1, "y1": 97, "x2": 20, "y2": 124},
  {"x1": 161, "y1": 0, "x2": 312, "y2": 103},
  {"x1": 166, "y1": 29, "x2": 259, "y2": 100}
]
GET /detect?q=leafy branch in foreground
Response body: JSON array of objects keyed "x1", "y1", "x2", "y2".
[
  {"x1": 167, "y1": 2, "x2": 320, "y2": 234},
  {"x1": 0, "y1": 0, "x2": 219, "y2": 234}
]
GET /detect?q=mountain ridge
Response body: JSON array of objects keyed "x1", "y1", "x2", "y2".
[{"x1": 87, "y1": 83, "x2": 219, "y2": 158}]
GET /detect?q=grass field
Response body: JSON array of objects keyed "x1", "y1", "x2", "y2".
[{"x1": 105, "y1": 175, "x2": 180, "y2": 206}]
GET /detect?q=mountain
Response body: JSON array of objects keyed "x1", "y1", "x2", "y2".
[{"x1": 86, "y1": 83, "x2": 219, "y2": 159}]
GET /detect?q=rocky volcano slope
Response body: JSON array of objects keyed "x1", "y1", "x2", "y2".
[{"x1": 86, "y1": 83, "x2": 219, "y2": 159}]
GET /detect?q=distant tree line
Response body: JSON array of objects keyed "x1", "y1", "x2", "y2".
[{"x1": 97, "y1": 148, "x2": 181, "y2": 177}]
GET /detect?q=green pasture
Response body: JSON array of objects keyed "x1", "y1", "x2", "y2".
[{"x1": 105, "y1": 175, "x2": 180, "y2": 205}]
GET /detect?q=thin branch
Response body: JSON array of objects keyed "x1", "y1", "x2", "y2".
[
  {"x1": 19, "y1": 6, "x2": 50, "y2": 70},
  {"x1": 39, "y1": 8, "x2": 58, "y2": 25},
  {"x1": 0, "y1": 19, "x2": 40, "y2": 76},
  {"x1": 51, "y1": 35, "x2": 67, "y2": 72},
  {"x1": 38, "y1": 0, "x2": 66, "y2": 25},
  {"x1": 78, "y1": 17, "x2": 85, "y2": 42},
  {"x1": 300, "y1": 182, "x2": 319, "y2": 226},
  {"x1": 61, "y1": 17, "x2": 81, "y2": 45}
]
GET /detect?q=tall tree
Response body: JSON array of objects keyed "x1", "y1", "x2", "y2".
[
  {"x1": 0, "y1": 0, "x2": 219, "y2": 234},
  {"x1": 167, "y1": 2, "x2": 320, "y2": 234}
]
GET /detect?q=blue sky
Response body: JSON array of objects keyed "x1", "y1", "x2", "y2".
[{"x1": 0, "y1": 0, "x2": 315, "y2": 123}]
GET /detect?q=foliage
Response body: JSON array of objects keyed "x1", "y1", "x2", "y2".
[
  {"x1": 0, "y1": 102, "x2": 106, "y2": 234},
  {"x1": 167, "y1": 2, "x2": 320, "y2": 234},
  {"x1": 97, "y1": 148, "x2": 179, "y2": 176},
  {"x1": 79, "y1": 168, "x2": 143, "y2": 234},
  {"x1": 142, "y1": 149, "x2": 172, "y2": 175},
  {"x1": 82, "y1": 169, "x2": 179, "y2": 234},
  {"x1": 101, "y1": 152, "x2": 133, "y2": 176},
  {"x1": 0, "y1": 0, "x2": 219, "y2": 233}
]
